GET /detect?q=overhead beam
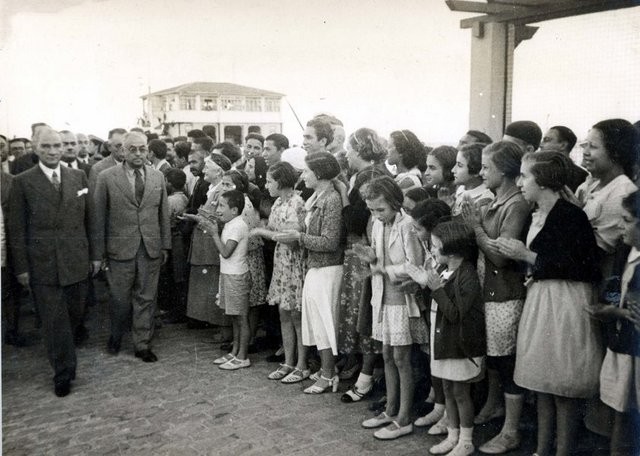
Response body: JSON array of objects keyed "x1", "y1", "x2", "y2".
[
  {"x1": 458, "y1": 0, "x2": 640, "y2": 28},
  {"x1": 446, "y1": 0, "x2": 535, "y2": 14}
]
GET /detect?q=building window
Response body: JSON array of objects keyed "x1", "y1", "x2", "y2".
[
  {"x1": 245, "y1": 97, "x2": 262, "y2": 112},
  {"x1": 202, "y1": 98, "x2": 217, "y2": 111},
  {"x1": 265, "y1": 98, "x2": 280, "y2": 112},
  {"x1": 221, "y1": 96, "x2": 243, "y2": 111},
  {"x1": 180, "y1": 96, "x2": 196, "y2": 110}
]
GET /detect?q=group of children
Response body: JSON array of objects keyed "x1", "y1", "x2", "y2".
[{"x1": 157, "y1": 118, "x2": 639, "y2": 456}]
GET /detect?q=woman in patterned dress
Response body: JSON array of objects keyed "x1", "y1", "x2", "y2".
[
  {"x1": 461, "y1": 141, "x2": 531, "y2": 454},
  {"x1": 252, "y1": 162, "x2": 308, "y2": 383}
]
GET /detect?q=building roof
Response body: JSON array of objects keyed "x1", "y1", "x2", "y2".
[{"x1": 142, "y1": 82, "x2": 285, "y2": 99}]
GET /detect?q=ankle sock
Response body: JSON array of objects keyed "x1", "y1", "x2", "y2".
[
  {"x1": 355, "y1": 373, "x2": 372, "y2": 390},
  {"x1": 448, "y1": 427, "x2": 460, "y2": 442},
  {"x1": 459, "y1": 426, "x2": 473, "y2": 443}
]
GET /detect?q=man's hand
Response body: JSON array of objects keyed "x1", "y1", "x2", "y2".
[{"x1": 16, "y1": 272, "x2": 29, "y2": 288}]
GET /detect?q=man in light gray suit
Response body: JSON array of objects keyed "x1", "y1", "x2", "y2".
[{"x1": 92, "y1": 131, "x2": 171, "y2": 362}]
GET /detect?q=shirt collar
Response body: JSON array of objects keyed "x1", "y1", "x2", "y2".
[
  {"x1": 489, "y1": 185, "x2": 521, "y2": 209},
  {"x1": 123, "y1": 162, "x2": 144, "y2": 177},
  {"x1": 154, "y1": 159, "x2": 168, "y2": 170},
  {"x1": 38, "y1": 161, "x2": 61, "y2": 180},
  {"x1": 628, "y1": 247, "x2": 640, "y2": 265}
]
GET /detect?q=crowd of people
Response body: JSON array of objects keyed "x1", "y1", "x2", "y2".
[{"x1": 1, "y1": 114, "x2": 639, "y2": 455}]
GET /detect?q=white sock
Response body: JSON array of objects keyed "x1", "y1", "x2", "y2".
[
  {"x1": 459, "y1": 426, "x2": 473, "y2": 443},
  {"x1": 433, "y1": 403, "x2": 445, "y2": 414},
  {"x1": 447, "y1": 427, "x2": 460, "y2": 442},
  {"x1": 355, "y1": 373, "x2": 372, "y2": 390}
]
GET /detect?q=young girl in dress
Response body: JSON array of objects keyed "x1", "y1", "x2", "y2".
[
  {"x1": 354, "y1": 176, "x2": 429, "y2": 440},
  {"x1": 251, "y1": 162, "x2": 308, "y2": 383},
  {"x1": 408, "y1": 200, "x2": 453, "y2": 434},
  {"x1": 407, "y1": 221, "x2": 486, "y2": 456}
]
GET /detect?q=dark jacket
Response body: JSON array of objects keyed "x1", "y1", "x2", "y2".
[
  {"x1": 431, "y1": 260, "x2": 486, "y2": 360},
  {"x1": 9, "y1": 165, "x2": 91, "y2": 286},
  {"x1": 529, "y1": 198, "x2": 601, "y2": 283}
]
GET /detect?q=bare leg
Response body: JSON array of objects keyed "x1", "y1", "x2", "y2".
[
  {"x1": 382, "y1": 344, "x2": 400, "y2": 417},
  {"x1": 536, "y1": 393, "x2": 556, "y2": 456},
  {"x1": 393, "y1": 345, "x2": 414, "y2": 427},
  {"x1": 231, "y1": 317, "x2": 240, "y2": 357},
  {"x1": 292, "y1": 311, "x2": 308, "y2": 370},
  {"x1": 279, "y1": 308, "x2": 296, "y2": 367},
  {"x1": 476, "y1": 368, "x2": 503, "y2": 419},
  {"x1": 453, "y1": 382, "x2": 474, "y2": 428},
  {"x1": 443, "y1": 379, "x2": 460, "y2": 428},
  {"x1": 555, "y1": 396, "x2": 581, "y2": 456},
  {"x1": 237, "y1": 314, "x2": 250, "y2": 360}
]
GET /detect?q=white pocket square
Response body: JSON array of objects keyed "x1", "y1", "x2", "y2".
[{"x1": 77, "y1": 188, "x2": 89, "y2": 196}]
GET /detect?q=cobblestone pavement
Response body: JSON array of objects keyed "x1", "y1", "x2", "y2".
[{"x1": 2, "y1": 290, "x2": 607, "y2": 455}]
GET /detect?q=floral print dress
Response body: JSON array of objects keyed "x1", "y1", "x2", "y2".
[{"x1": 266, "y1": 193, "x2": 306, "y2": 311}]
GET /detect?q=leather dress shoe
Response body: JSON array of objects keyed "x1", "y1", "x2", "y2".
[
  {"x1": 107, "y1": 336, "x2": 121, "y2": 355},
  {"x1": 54, "y1": 379, "x2": 71, "y2": 397},
  {"x1": 135, "y1": 349, "x2": 158, "y2": 363}
]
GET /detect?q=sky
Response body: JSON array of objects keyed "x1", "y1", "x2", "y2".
[{"x1": 0, "y1": 0, "x2": 638, "y2": 145}]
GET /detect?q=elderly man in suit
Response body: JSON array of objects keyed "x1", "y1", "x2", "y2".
[
  {"x1": 87, "y1": 128, "x2": 127, "y2": 192},
  {"x1": 92, "y1": 131, "x2": 171, "y2": 363},
  {"x1": 8, "y1": 127, "x2": 93, "y2": 397}
]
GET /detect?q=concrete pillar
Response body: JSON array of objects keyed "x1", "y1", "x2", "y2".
[{"x1": 468, "y1": 21, "x2": 511, "y2": 141}]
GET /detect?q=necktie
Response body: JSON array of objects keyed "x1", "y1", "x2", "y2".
[
  {"x1": 134, "y1": 169, "x2": 144, "y2": 204},
  {"x1": 51, "y1": 171, "x2": 61, "y2": 192}
]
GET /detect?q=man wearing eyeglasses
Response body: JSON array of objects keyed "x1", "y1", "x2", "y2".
[{"x1": 92, "y1": 131, "x2": 171, "y2": 363}]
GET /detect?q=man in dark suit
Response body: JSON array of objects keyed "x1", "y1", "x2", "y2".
[
  {"x1": 92, "y1": 131, "x2": 171, "y2": 363},
  {"x1": 8, "y1": 128, "x2": 93, "y2": 397},
  {"x1": 60, "y1": 130, "x2": 92, "y2": 177}
]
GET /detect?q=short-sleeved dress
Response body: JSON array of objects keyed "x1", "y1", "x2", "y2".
[{"x1": 266, "y1": 193, "x2": 306, "y2": 312}]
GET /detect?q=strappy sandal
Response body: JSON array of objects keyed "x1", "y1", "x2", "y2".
[
  {"x1": 268, "y1": 364, "x2": 294, "y2": 380},
  {"x1": 303, "y1": 375, "x2": 339, "y2": 394},
  {"x1": 340, "y1": 383, "x2": 372, "y2": 403},
  {"x1": 281, "y1": 368, "x2": 310, "y2": 384}
]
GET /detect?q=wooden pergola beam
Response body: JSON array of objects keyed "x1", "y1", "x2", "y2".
[
  {"x1": 445, "y1": 0, "x2": 536, "y2": 14},
  {"x1": 456, "y1": 0, "x2": 640, "y2": 28}
]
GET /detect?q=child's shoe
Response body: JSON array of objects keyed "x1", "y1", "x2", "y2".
[{"x1": 219, "y1": 357, "x2": 251, "y2": 370}]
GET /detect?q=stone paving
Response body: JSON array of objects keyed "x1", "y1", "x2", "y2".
[{"x1": 2, "y1": 290, "x2": 608, "y2": 455}]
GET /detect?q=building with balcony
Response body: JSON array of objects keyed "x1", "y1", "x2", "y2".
[{"x1": 141, "y1": 82, "x2": 284, "y2": 144}]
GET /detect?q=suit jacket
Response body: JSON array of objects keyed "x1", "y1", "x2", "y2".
[
  {"x1": 1, "y1": 171, "x2": 13, "y2": 216},
  {"x1": 8, "y1": 165, "x2": 91, "y2": 286},
  {"x1": 88, "y1": 155, "x2": 118, "y2": 194},
  {"x1": 92, "y1": 164, "x2": 171, "y2": 261},
  {"x1": 12, "y1": 153, "x2": 38, "y2": 175},
  {"x1": 78, "y1": 161, "x2": 92, "y2": 177}
]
